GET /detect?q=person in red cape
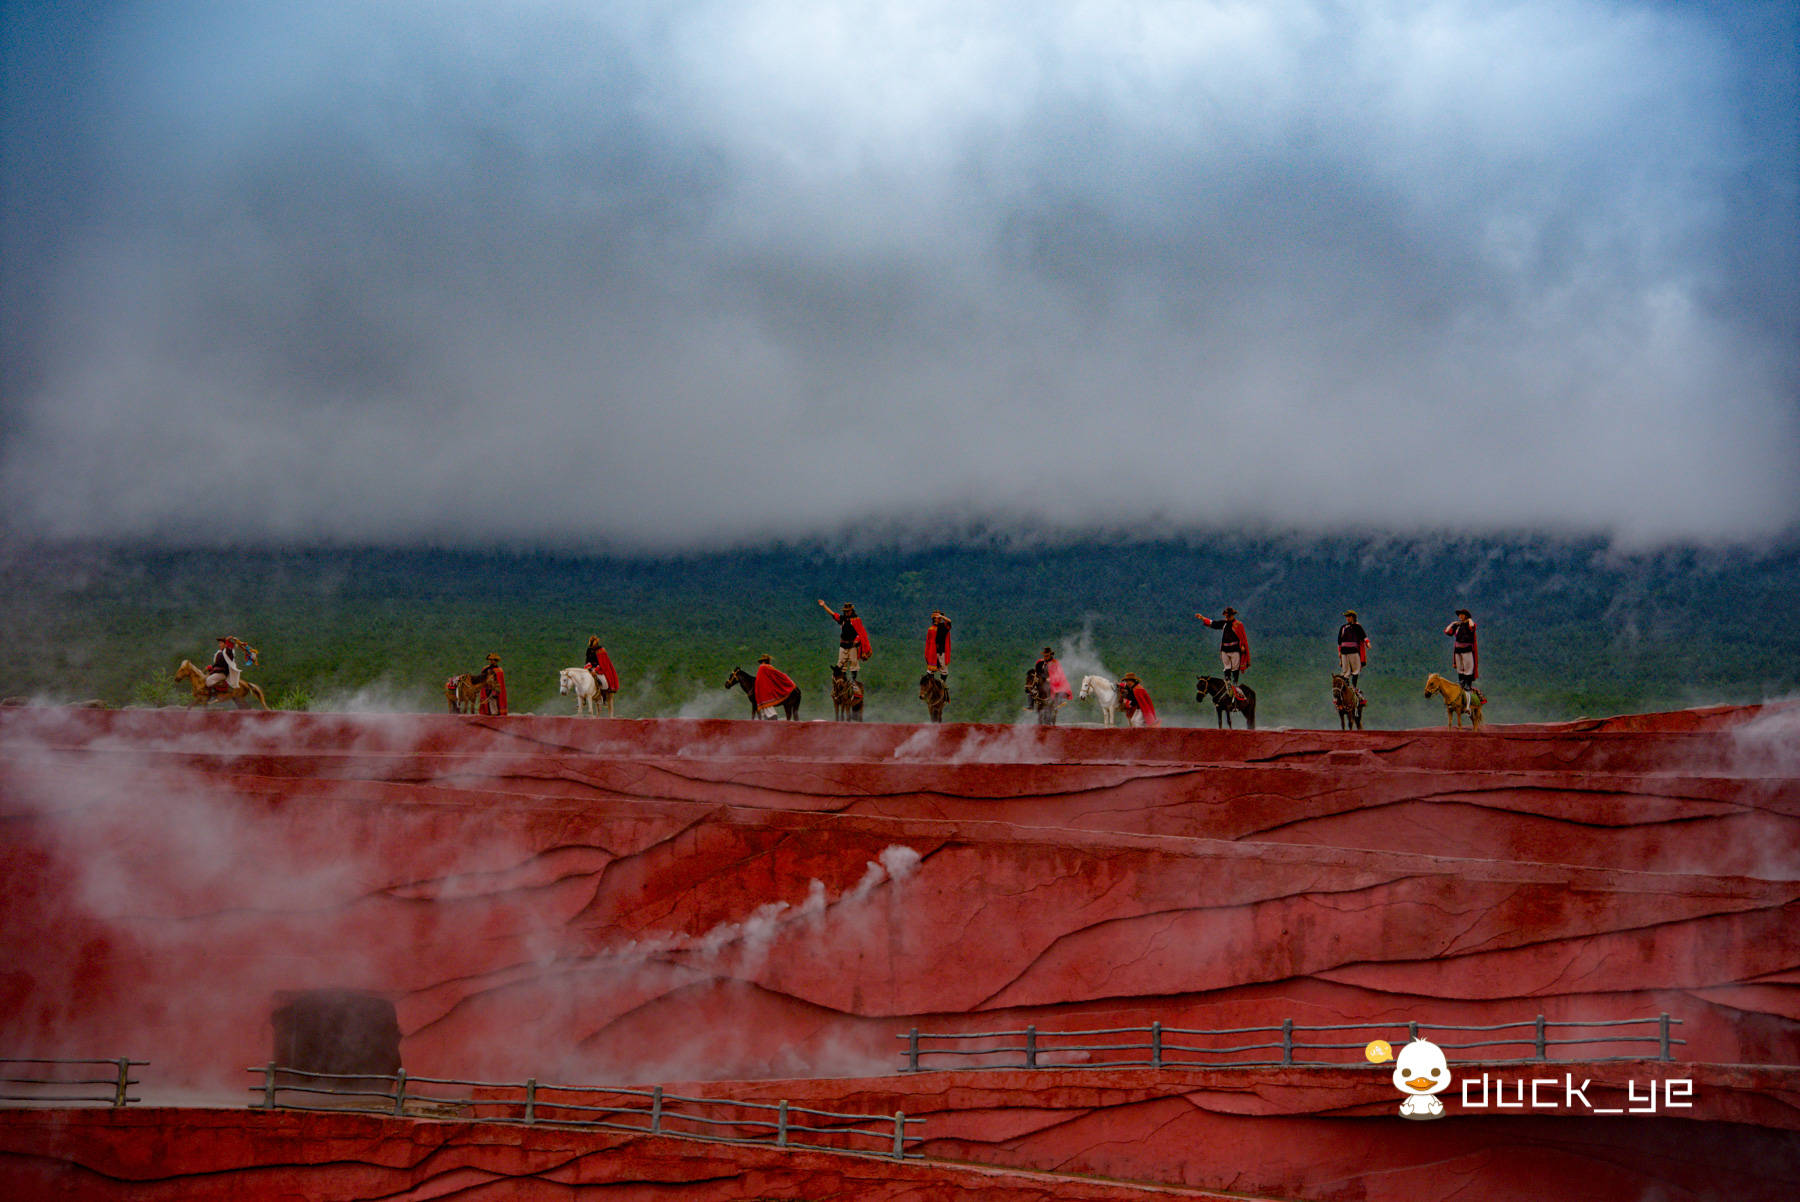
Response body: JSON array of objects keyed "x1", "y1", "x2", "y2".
[
  {"x1": 753, "y1": 654, "x2": 798, "y2": 713},
  {"x1": 1035, "y1": 647, "x2": 1072, "y2": 701},
  {"x1": 1337, "y1": 610, "x2": 1370, "y2": 695},
  {"x1": 477, "y1": 652, "x2": 508, "y2": 716},
  {"x1": 1444, "y1": 608, "x2": 1482, "y2": 701},
  {"x1": 924, "y1": 611, "x2": 952, "y2": 682},
  {"x1": 818, "y1": 600, "x2": 872, "y2": 682},
  {"x1": 1196, "y1": 607, "x2": 1251, "y2": 701},
  {"x1": 585, "y1": 636, "x2": 619, "y2": 692},
  {"x1": 1117, "y1": 673, "x2": 1159, "y2": 727}
]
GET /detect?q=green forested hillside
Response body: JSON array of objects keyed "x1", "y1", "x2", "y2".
[{"x1": 5, "y1": 537, "x2": 1796, "y2": 728}]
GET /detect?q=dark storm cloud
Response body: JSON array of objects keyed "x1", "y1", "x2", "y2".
[{"x1": 2, "y1": 0, "x2": 1795, "y2": 547}]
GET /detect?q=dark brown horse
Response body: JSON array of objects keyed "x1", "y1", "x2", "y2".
[
  {"x1": 1195, "y1": 675, "x2": 1257, "y2": 729},
  {"x1": 1024, "y1": 667, "x2": 1061, "y2": 725},
  {"x1": 918, "y1": 674, "x2": 950, "y2": 722},
  {"x1": 1332, "y1": 674, "x2": 1366, "y2": 730},
  {"x1": 724, "y1": 667, "x2": 801, "y2": 720},
  {"x1": 832, "y1": 665, "x2": 865, "y2": 721}
]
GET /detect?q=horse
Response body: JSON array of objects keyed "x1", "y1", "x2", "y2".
[
  {"x1": 833, "y1": 665, "x2": 866, "y2": 721},
  {"x1": 1425, "y1": 673, "x2": 1485, "y2": 730},
  {"x1": 444, "y1": 666, "x2": 492, "y2": 714},
  {"x1": 917, "y1": 674, "x2": 949, "y2": 723},
  {"x1": 724, "y1": 667, "x2": 801, "y2": 720},
  {"x1": 175, "y1": 660, "x2": 269, "y2": 710},
  {"x1": 1024, "y1": 667, "x2": 1063, "y2": 726},
  {"x1": 559, "y1": 667, "x2": 616, "y2": 717},
  {"x1": 1077, "y1": 674, "x2": 1120, "y2": 726},
  {"x1": 1196, "y1": 675, "x2": 1257, "y2": 729},
  {"x1": 1332, "y1": 674, "x2": 1366, "y2": 730}
]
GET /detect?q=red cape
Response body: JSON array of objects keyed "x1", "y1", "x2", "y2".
[
  {"x1": 851, "y1": 616, "x2": 872, "y2": 660},
  {"x1": 924, "y1": 625, "x2": 951, "y2": 668},
  {"x1": 754, "y1": 664, "x2": 797, "y2": 709},
  {"x1": 1124, "y1": 682, "x2": 1158, "y2": 727},
  {"x1": 1044, "y1": 659, "x2": 1071, "y2": 699},
  {"x1": 479, "y1": 666, "x2": 508, "y2": 715},
  {"x1": 1231, "y1": 620, "x2": 1251, "y2": 670},
  {"x1": 589, "y1": 649, "x2": 619, "y2": 689}
]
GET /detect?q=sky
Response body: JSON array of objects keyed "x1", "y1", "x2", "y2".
[{"x1": 2, "y1": 0, "x2": 1795, "y2": 550}]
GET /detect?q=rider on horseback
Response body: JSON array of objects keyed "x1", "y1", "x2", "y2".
[
  {"x1": 1445, "y1": 610, "x2": 1484, "y2": 702},
  {"x1": 205, "y1": 636, "x2": 243, "y2": 693},
  {"x1": 585, "y1": 636, "x2": 619, "y2": 692},
  {"x1": 1337, "y1": 610, "x2": 1369, "y2": 698},
  {"x1": 1196, "y1": 608, "x2": 1250, "y2": 703},
  {"x1": 819, "y1": 600, "x2": 872, "y2": 683}
]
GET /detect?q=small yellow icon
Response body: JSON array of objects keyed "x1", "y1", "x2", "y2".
[{"x1": 1365, "y1": 1039, "x2": 1394, "y2": 1063}]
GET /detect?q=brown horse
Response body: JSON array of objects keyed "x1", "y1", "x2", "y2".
[
  {"x1": 1023, "y1": 667, "x2": 1062, "y2": 725},
  {"x1": 918, "y1": 674, "x2": 950, "y2": 723},
  {"x1": 1195, "y1": 676, "x2": 1256, "y2": 729},
  {"x1": 175, "y1": 660, "x2": 269, "y2": 710},
  {"x1": 445, "y1": 666, "x2": 493, "y2": 714},
  {"x1": 724, "y1": 667, "x2": 801, "y2": 720},
  {"x1": 1332, "y1": 674, "x2": 1366, "y2": 730},
  {"x1": 832, "y1": 665, "x2": 865, "y2": 721},
  {"x1": 1424, "y1": 673, "x2": 1485, "y2": 729}
]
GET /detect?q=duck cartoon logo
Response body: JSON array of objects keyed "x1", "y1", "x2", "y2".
[{"x1": 1368, "y1": 1037, "x2": 1452, "y2": 1120}]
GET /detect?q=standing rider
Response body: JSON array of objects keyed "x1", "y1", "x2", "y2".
[
  {"x1": 1444, "y1": 609, "x2": 1482, "y2": 701},
  {"x1": 585, "y1": 636, "x2": 619, "y2": 692},
  {"x1": 1035, "y1": 647, "x2": 1072, "y2": 704},
  {"x1": 477, "y1": 652, "x2": 508, "y2": 716},
  {"x1": 1116, "y1": 673, "x2": 1160, "y2": 728},
  {"x1": 754, "y1": 653, "x2": 798, "y2": 717},
  {"x1": 818, "y1": 600, "x2": 873, "y2": 683},
  {"x1": 924, "y1": 611, "x2": 952, "y2": 683},
  {"x1": 1337, "y1": 610, "x2": 1370, "y2": 697},
  {"x1": 1196, "y1": 608, "x2": 1251, "y2": 701}
]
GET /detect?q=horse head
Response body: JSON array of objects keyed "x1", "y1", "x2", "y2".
[{"x1": 1424, "y1": 674, "x2": 1444, "y2": 698}]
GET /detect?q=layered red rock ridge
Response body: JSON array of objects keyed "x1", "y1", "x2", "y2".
[{"x1": 3, "y1": 704, "x2": 1798, "y2": 1199}]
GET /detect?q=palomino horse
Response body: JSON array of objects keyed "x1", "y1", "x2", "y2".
[
  {"x1": 559, "y1": 667, "x2": 615, "y2": 717},
  {"x1": 1332, "y1": 674, "x2": 1366, "y2": 730},
  {"x1": 1077, "y1": 674, "x2": 1120, "y2": 726},
  {"x1": 833, "y1": 665, "x2": 866, "y2": 721},
  {"x1": 916, "y1": 674, "x2": 949, "y2": 723},
  {"x1": 1424, "y1": 673, "x2": 1485, "y2": 729},
  {"x1": 175, "y1": 660, "x2": 269, "y2": 709},
  {"x1": 444, "y1": 666, "x2": 493, "y2": 714},
  {"x1": 1196, "y1": 676, "x2": 1257, "y2": 729},
  {"x1": 724, "y1": 667, "x2": 801, "y2": 720}
]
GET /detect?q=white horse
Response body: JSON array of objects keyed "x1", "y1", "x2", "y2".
[
  {"x1": 1077, "y1": 674, "x2": 1121, "y2": 726},
  {"x1": 558, "y1": 667, "x2": 615, "y2": 717}
]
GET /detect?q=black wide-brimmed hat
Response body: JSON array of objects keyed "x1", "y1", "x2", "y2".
[
  {"x1": 1455, "y1": 608, "x2": 1471, "y2": 617},
  {"x1": 1221, "y1": 607, "x2": 1237, "y2": 617},
  {"x1": 1344, "y1": 610, "x2": 1357, "y2": 620}
]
